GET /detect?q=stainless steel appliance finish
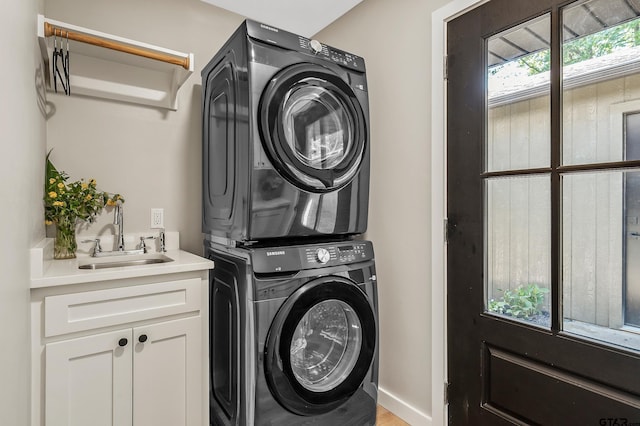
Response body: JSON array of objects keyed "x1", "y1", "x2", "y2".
[
  {"x1": 206, "y1": 238, "x2": 378, "y2": 425},
  {"x1": 201, "y1": 20, "x2": 370, "y2": 244}
]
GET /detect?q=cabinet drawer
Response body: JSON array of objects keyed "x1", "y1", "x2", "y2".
[{"x1": 44, "y1": 278, "x2": 201, "y2": 337}]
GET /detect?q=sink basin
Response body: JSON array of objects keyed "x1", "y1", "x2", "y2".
[{"x1": 78, "y1": 254, "x2": 174, "y2": 270}]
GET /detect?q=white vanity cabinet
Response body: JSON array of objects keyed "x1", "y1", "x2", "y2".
[
  {"x1": 45, "y1": 316, "x2": 201, "y2": 426},
  {"x1": 31, "y1": 258, "x2": 212, "y2": 426},
  {"x1": 45, "y1": 327, "x2": 133, "y2": 426}
]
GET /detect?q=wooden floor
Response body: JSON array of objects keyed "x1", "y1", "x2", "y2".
[{"x1": 376, "y1": 405, "x2": 409, "y2": 425}]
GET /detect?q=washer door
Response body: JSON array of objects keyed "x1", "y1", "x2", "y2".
[
  {"x1": 264, "y1": 277, "x2": 376, "y2": 415},
  {"x1": 258, "y1": 63, "x2": 367, "y2": 193}
]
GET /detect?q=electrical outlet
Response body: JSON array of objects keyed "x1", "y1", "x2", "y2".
[{"x1": 151, "y1": 208, "x2": 164, "y2": 229}]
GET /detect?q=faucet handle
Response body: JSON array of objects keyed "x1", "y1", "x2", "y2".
[
  {"x1": 81, "y1": 238, "x2": 102, "y2": 256},
  {"x1": 158, "y1": 229, "x2": 166, "y2": 252},
  {"x1": 137, "y1": 236, "x2": 156, "y2": 253}
]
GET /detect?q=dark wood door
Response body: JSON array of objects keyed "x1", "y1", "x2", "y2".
[{"x1": 447, "y1": 0, "x2": 640, "y2": 423}]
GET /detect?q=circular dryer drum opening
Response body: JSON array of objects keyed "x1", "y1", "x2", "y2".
[
  {"x1": 282, "y1": 82, "x2": 353, "y2": 171},
  {"x1": 264, "y1": 278, "x2": 376, "y2": 416},
  {"x1": 259, "y1": 63, "x2": 367, "y2": 193},
  {"x1": 290, "y1": 299, "x2": 362, "y2": 392}
]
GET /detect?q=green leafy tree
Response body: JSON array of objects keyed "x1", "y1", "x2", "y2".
[{"x1": 513, "y1": 18, "x2": 640, "y2": 75}]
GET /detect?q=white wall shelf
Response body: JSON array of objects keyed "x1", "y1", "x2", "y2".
[{"x1": 37, "y1": 14, "x2": 194, "y2": 110}]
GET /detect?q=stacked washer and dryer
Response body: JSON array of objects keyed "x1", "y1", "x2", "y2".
[{"x1": 201, "y1": 20, "x2": 378, "y2": 425}]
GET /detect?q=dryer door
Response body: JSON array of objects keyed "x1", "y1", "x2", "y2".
[
  {"x1": 264, "y1": 276, "x2": 376, "y2": 415},
  {"x1": 258, "y1": 63, "x2": 367, "y2": 193}
]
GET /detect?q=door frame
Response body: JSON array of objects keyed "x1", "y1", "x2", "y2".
[{"x1": 430, "y1": 1, "x2": 488, "y2": 425}]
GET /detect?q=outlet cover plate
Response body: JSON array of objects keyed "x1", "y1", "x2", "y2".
[{"x1": 151, "y1": 208, "x2": 164, "y2": 229}]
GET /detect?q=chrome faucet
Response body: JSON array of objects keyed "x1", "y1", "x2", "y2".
[
  {"x1": 137, "y1": 236, "x2": 156, "y2": 253},
  {"x1": 81, "y1": 238, "x2": 102, "y2": 256},
  {"x1": 114, "y1": 202, "x2": 125, "y2": 251},
  {"x1": 81, "y1": 202, "x2": 163, "y2": 258}
]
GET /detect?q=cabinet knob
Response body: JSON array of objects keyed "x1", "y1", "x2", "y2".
[
  {"x1": 118, "y1": 338, "x2": 128, "y2": 347},
  {"x1": 138, "y1": 334, "x2": 148, "y2": 343}
]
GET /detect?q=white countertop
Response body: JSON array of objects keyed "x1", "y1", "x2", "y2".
[{"x1": 30, "y1": 238, "x2": 214, "y2": 288}]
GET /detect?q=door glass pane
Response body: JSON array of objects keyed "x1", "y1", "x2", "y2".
[
  {"x1": 282, "y1": 81, "x2": 353, "y2": 169},
  {"x1": 562, "y1": 0, "x2": 640, "y2": 166},
  {"x1": 485, "y1": 175, "x2": 551, "y2": 328},
  {"x1": 562, "y1": 170, "x2": 640, "y2": 351},
  {"x1": 289, "y1": 299, "x2": 361, "y2": 392},
  {"x1": 486, "y1": 13, "x2": 551, "y2": 173},
  {"x1": 626, "y1": 114, "x2": 640, "y2": 327}
]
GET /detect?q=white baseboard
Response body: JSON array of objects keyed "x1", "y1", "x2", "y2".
[{"x1": 378, "y1": 387, "x2": 432, "y2": 426}]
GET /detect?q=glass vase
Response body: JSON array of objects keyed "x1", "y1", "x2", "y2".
[{"x1": 54, "y1": 219, "x2": 77, "y2": 259}]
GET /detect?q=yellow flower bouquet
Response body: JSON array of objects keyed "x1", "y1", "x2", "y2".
[{"x1": 44, "y1": 151, "x2": 124, "y2": 259}]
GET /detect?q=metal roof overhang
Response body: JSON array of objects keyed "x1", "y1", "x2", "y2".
[{"x1": 487, "y1": 0, "x2": 640, "y2": 68}]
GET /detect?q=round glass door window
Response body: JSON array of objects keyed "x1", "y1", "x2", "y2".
[
  {"x1": 263, "y1": 277, "x2": 376, "y2": 414},
  {"x1": 282, "y1": 81, "x2": 353, "y2": 171},
  {"x1": 259, "y1": 63, "x2": 367, "y2": 192},
  {"x1": 289, "y1": 299, "x2": 362, "y2": 392}
]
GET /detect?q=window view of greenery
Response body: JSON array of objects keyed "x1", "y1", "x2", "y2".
[
  {"x1": 519, "y1": 18, "x2": 640, "y2": 75},
  {"x1": 488, "y1": 284, "x2": 549, "y2": 325},
  {"x1": 490, "y1": 17, "x2": 640, "y2": 78}
]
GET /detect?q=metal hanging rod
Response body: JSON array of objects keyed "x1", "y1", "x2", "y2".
[{"x1": 43, "y1": 21, "x2": 190, "y2": 70}]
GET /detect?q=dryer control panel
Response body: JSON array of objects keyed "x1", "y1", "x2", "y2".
[
  {"x1": 245, "y1": 19, "x2": 366, "y2": 72},
  {"x1": 251, "y1": 240, "x2": 373, "y2": 273}
]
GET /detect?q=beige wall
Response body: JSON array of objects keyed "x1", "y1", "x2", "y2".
[
  {"x1": 319, "y1": 0, "x2": 450, "y2": 421},
  {"x1": 0, "y1": 0, "x2": 47, "y2": 423},
  {"x1": 44, "y1": 0, "x2": 245, "y2": 255}
]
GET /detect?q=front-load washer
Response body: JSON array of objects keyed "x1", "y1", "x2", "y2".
[
  {"x1": 202, "y1": 20, "x2": 370, "y2": 244},
  {"x1": 205, "y1": 238, "x2": 378, "y2": 425}
]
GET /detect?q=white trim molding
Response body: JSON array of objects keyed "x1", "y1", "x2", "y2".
[
  {"x1": 431, "y1": 1, "x2": 488, "y2": 425},
  {"x1": 379, "y1": 387, "x2": 432, "y2": 426}
]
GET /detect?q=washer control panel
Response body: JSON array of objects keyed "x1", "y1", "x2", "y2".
[
  {"x1": 315, "y1": 247, "x2": 331, "y2": 264},
  {"x1": 304, "y1": 242, "x2": 370, "y2": 267},
  {"x1": 251, "y1": 240, "x2": 373, "y2": 273}
]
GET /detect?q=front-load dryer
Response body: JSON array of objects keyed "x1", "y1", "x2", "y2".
[
  {"x1": 202, "y1": 20, "x2": 370, "y2": 244},
  {"x1": 205, "y1": 238, "x2": 378, "y2": 425}
]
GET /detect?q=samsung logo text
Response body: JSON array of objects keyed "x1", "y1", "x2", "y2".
[
  {"x1": 260, "y1": 24, "x2": 279, "y2": 33},
  {"x1": 266, "y1": 251, "x2": 286, "y2": 256}
]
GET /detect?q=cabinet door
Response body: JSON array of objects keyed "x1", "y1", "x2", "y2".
[
  {"x1": 133, "y1": 316, "x2": 202, "y2": 426},
  {"x1": 46, "y1": 329, "x2": 133, "y2": 426}
]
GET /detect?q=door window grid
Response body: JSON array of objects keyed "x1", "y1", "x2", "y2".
[{"x1": 484, "y1": 2, "x2": 640, "y2": 350}]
